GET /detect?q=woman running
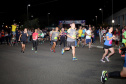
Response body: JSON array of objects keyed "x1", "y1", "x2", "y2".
[
  {"x1": 19, "y1": 28, "x2": 28, "y2": 53},
  {"x1": 32, "y1": 29, "x2": 39, "y2": 53},
  {"x1": 50, "y1": 27, "x2": 59, "y2": 53},
  {"x1": 101, "y1": 27, "x2": 115, "y2": 63},
  {"x1": 59, "y1": 28, "x2": 66, "y2": 47}
]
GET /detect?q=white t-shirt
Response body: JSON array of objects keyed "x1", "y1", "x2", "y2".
[{"x1": 86, "y1": 30, "x2": 91, "y2": 39}]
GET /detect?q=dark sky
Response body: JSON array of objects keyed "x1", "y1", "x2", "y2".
[{"x1": 0, "y1": 0, "x2": 126, "y2": 26}]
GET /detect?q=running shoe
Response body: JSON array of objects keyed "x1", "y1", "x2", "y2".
[
  {"x1": 50, "y1": 48, "x2": 53, "y2": 52},
  {"x1": 121, "y1": 54, "x2": 125, "y2": 57},
  {"x1": 53, "y1": 50, "x2": 56, "y2": 53},
  {"x1": 35, "y1": 51, "x2": 37, "y2": 53},
  {"x1": 77, "y1": 45, "x2": 79, "y2": 47},
  {"x1": 105, "y1": 56, "x2": 110, "y2": 62},
  {"x1": 72, "y1": 57, "x2": 78, "y2": 61},
  {"x1": 100, "y1": 59, "x2": 105, "y2": 63},
  {"x1": 61, "y1": 49, "x2": 65, "y2": 55},
  {"x1": 32, "y1": 47, "x2": 34, "y2": 51},
  {"x1": 101, "y1": 70, "x2": 108, "y2": 84},
  {"x1": 119, "y1": 48, "x2": 121, "y2": 54}
]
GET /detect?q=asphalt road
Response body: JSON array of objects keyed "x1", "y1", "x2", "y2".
[{"x1": 0, "y1": 42, "x2": 125, "y2": 84}]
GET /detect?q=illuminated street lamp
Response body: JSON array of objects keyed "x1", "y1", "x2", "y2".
[
  {"x1": 48, "y1": 13, "x2": 50, "y2": 26},
  {"x1": 99, "y1": 8, "x2": 103, "y2": 24},
  {"x1": 27, "y1": 4, "x2": 31, "y2": 20}
]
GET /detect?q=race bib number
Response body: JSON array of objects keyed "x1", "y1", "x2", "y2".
[
  {"x1": 73, "y1": 35, "x2": 76, "y2": 38},
  {"x1": 54, "y1": 37, "x2": 57, "y2": 40},
  {"x1": 81, "y1": 34, "x2": 85, "y2": 37},
  {"x1": 109, "y1": 40, "x2": 112, "y2": 44}
]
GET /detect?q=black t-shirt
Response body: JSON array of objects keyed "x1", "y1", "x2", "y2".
[{"x1": 21, "y1": 32, "x2": 27, "y2": 41}]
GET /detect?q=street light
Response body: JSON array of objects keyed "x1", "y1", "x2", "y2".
[
  {"x1": 95, "y1": 16, "x2": 97, "y2": 27},
  {"x1": 27, "y1": 4, "x2": 31, "y2": 20},
  {"x1": 99, "y1": 8, "x2": 103, "y2": 25},
  {"x1": 48, "y1": 13, "x2": 50, "y2": 26},
  {"x1": 112, "y1": 20, "x2": 115, "y2": 24}
]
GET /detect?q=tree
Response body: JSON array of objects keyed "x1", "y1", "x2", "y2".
[{"x1": 23, "y1": 18, "x2": 40, "y2": 29}]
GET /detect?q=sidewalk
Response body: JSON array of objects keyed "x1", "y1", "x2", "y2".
[{"x1": 90, "y1": 37, "x2": 121, "y2": 50}]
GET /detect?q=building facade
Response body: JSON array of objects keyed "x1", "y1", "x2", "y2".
[{"x1": 105, "y1": 8, "x2": 126, "y2": 28}]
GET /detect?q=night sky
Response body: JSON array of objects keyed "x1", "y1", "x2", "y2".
[{"x1": 0, "y1": 0, "x2": 126, "y2": 26}]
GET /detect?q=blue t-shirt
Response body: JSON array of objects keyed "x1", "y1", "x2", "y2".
[
  {"x1": 104, "y1": 32, "x2": 113, "y2": 46},
  {"x1": 81, "y1": 29, "x2": 86, "y2": 37},
  {"x1": 124, "y1": 54, "x2": 126, "y2": 67}
]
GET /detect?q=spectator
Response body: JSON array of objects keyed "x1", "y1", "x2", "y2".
[{"x1": 114, "y1": 28, "x2": 120, "y2": 46}]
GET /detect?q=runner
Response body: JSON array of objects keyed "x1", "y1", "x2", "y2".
[
  {"x1": 61, "y1": 22, "x2": 77, "y2": 61},
  {"x1": 77, "y1": 26, "x2": 83, "y2": 47},
  {"x1": 11, "y1": 23, "x2": 18, "y2": 36},
  {"x1": 32, "y1": 29, "x2": 39, "y2": 53},
  {"x1": 19, "y1": 28, "x2": 28, "y2": 53},
  {"x1": 100, "y1": 27, "x2": 115, "y2": 63},
  {"x1": 85, "y1": 27, "x2": 92, "y2": 50},
  {"x1": 50, "y1": 28, "x2": 55, "y2": 45},
  {"x1": 50, "y1": 27, "x2": 59, "y2": 53},
  {"x1": 101, "y1": 47, "x2": 126, "y2": 84},
  {"x1": 81, "y1": 27, "x2": 86, "y2": 47},
  {"x1": 59, "y1": 28, "x2": 66, "y2": 47}
]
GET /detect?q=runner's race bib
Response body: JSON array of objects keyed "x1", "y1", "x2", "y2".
[
  {"x1": 81, "y1": 34, "x2": 85, "y2": 37},
  {"x1": 54, "y1": 37, "x2": 57, "y2": 40}
]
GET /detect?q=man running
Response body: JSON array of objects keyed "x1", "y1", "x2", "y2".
[
  {"x1": 61, "y1": 22, "x2": 77, "y2": 61},
  {"x1": 50, "y1": 27, "x2": 59, "y2": 53},
  {"x1": 85, "y1": 27, "x2": 92, "y2": 50},
  {"x1": 77, "y1": 26, "x2": 83, "y2": 47},
  {"x1": 81, "y1": 27, "x2": 86, "y2": 47},
  {"x1": 101, "y1": 47, "x2": 126, "y2": 84},
  {"x1": 32, "y1": 29, "x2": 39, "y2": 53},
  {"x1": 19, "y1": 28, "x2": 28, "y2": 53}
]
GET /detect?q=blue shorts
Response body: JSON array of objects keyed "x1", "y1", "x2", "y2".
[
  {"x1": 86, "y1": 39, "x2": 91, "y2": 44},
  {"x1": 124, "y1": 54, "x2": 126, "y2": 67},
  {"x1": 12, "y1": 31, "x2": 16, "y2": 36}
]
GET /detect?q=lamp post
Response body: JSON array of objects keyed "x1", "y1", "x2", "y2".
[
  {"x1": 95, "y1": 16, "x2": 97, "y2": 27},
  {"x1": 27, "y1": 4, "x2": 31, "y2": 20},
  {"x1": 48, "y1": 13, "x2": 50, "y2": 26},
  {"x1": 99, "y1": 8, "x2": 103, "y2": 25},
  {"x1": 112, "y1": 0, "x2": 114, "y2": 27}
]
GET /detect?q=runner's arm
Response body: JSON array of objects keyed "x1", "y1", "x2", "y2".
[{"x1": 18, "y1": 34, "x2": 22, "y2": 41}]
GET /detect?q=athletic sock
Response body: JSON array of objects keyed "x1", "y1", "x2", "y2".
[{"x1": 108, "y1": 71, "x2": 121, "y2": 78}]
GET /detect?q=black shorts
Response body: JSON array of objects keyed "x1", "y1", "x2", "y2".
[
  {"x1": 78, "y1": 37, "x2": 82, "y2": 41},
  {"x1": 52, "y1": 40, "x2": 57, "y2": 43},
  {"x1": 104, "y1": 45, "x2": 113, "y2": 49},
  {"x1": 21, "y1": 40, "x2": 26, "y2": 44},
  {"x1": 67, "y1": 41, "x2": 75, "y2": 47}
]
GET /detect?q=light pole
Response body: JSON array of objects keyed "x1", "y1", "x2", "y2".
[
  {"x1": 95, "y1": 16, "x2": 97, "y2": 27},
  {"x1": 112, "y1": 0, "x2": 114, "y2": 27},
  {"x1": 48, "y1": 13, "x2": 50, "y2": 26},
  {"x1": 99, "y1": 8, "x2": 103, "y2": 25},
  {"x1": 27, "y1": 4, "x2": 31, "y2": 20}
]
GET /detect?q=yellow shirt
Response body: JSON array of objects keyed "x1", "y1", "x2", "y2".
[
  {"x1": 11, "y1": 25, "x2": 17, "y2": 32},
  {"x1": 78, "y1": 29, "x2": 83, "y2": 37}
]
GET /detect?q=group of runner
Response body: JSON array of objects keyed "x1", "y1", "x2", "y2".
[{"x1": 1, "y1": 22, "x2": 126, "y2": 83}]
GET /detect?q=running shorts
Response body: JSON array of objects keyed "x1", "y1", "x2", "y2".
[
  {"x1": 67, "y1": 41, "x2": 75, "y2": 47},
  {"x1": 104, "y1": 45, "x2": 113, "y2": 49},
  {"x1": 86, "y1": 39, "x2": 91, "y2": 44},
  {"x1": 21, "y1": 41, "x2": 26, "y2": 44}
]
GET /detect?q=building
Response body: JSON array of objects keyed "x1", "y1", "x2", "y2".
[{"x1": 105, "y1": 8, "x2": 126, "y2": 28}]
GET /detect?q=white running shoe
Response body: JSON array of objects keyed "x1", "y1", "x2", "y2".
[
  {"x1": 100, "y1": 59, "x2": 105, "y2": 63},
  {"x1": 105, "y1": 56, "x2": 110, "y2": 62}
]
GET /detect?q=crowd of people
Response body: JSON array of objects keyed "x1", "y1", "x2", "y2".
[{"x1": 0, "y1": 22, "x2": 126, "y2": 83}]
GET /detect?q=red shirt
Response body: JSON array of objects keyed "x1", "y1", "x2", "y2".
[{"x1": 32, "y1": 33, "x2": 38, "y2": 40}]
